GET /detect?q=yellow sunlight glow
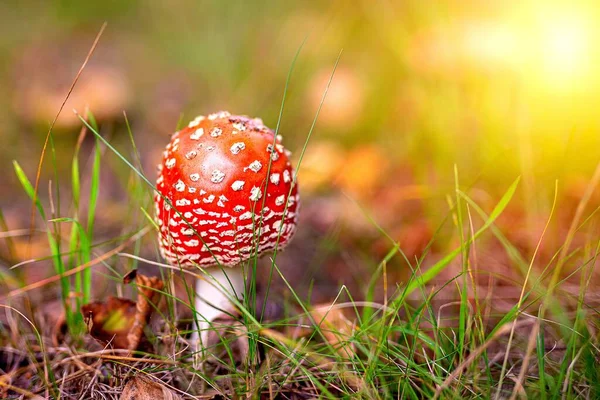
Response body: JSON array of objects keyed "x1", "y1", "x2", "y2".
[
  {"x1": 460, "y1": 3, "x2": 598, "y2": 91},
  {"x1": 539, "y1": 16, "x2": 590, "y2": 79}
]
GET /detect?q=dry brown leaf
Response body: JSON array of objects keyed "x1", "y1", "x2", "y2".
[
  {"x1": 12, "y1": 40, "x2": 131, "y2": 129},
  {"x1": 81, "y1": 270, "x2": 164, "y2": 350},
  {"x1": 12, "y1": 235, "x2": 51, "y2": 265},
  {"x1": 311, "y1": 305, "x2": 356, "y2": 359},
  {"x1": 300, "y1": 304, "x2": 357, "y2": 359},
  {"x1": 335, "y1": 145, "x2": 390, "y2": 199},
  {"x1": 120, "y1": 375, "x2": 180, "y2": 400},
  {"x1": 124, "y1": 270, "x2": 165, "y2": 351},
  {"x1": 196, "y1": 312, "x2": 250, "y2": 369},
  {"x1": 81, "y1": 297, "x2": 137, "y2": 349},
  {"x1": 308, "y1": 66, "x2": 364, "y2": 129},
  {"x1": 294, "y1": 141, "x2": 345, "y2": 193},
  {"x1": 261, "y1": 326, "x2": 363, "y2": 391}
]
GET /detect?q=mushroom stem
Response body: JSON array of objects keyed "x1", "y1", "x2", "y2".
[{"x1": 192, "y1": 267, "x2": 244, "y2": 357}]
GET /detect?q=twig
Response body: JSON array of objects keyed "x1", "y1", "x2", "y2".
[{"x1": 1, "y1": 226, "x2": 150, "y2": 300}]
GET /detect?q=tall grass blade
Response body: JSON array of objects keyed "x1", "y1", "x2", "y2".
[
  {"x1": 404, "y1": 177, "x2": 520, "y2": 295},
  {"x1": 12, "y1": 161, "x2": 71, "y2": 325}
]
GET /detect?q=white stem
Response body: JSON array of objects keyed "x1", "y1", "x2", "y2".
[{"x1": 191, "y1": 267, "x2": 244, "y2": 358}]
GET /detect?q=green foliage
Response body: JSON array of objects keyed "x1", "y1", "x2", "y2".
[{"x1": 12, "y1": 160, "x2": 72, "y2": 327}]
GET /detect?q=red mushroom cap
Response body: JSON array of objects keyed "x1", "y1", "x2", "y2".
[{"x1": 155, "y1": 111, "x2": 299, "y2": 267}]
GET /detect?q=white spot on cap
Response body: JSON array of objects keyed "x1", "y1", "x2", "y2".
[
  {"x1": 270, "y1": 173, "x2": 280, "y2": 185},
  {"x1": 233, "y1": 205, "x2": 245, "y2": 212},
  {"x1": 283, "y1": 170, "x2": 291, "y2": 183},
  {"x1": 211, "y1": 170, "x2": 225, "y2": 183},
  {"x1": 184, "y1": 212, "x2": 193, "y2": 219},
  {"x1": 203, "y1": 194, "x2": 215, "y2": 203},
  {"x1": 208, "y1": 111, "x2": 230, "y2": 120},
  {"x1": 231, "y1": 180, "x2": 245, "y2": 191},
  {"x1": 217, "y1": 195, "x2": 228, "y2": 207},
  {"x1": 188, "y1": 187, "x2": 197, "y2": 193},
  {"x1": 166, "y1": 158, "x2": 176, "y2": 169},
  {"x1": 190, "y1": 128, "x2": 204, "y2": 140},
  {"x1": 185, "y1": 150, "x2": 197, "y2": 160},
  {"x1": 176, "y1": 199, "x2": 191, "y2": 206},
  {"x1": 188, "y1": 115, "x2": 205, "y2": 128},
  {"x1": 275, "y1": 195, "x2": 285, "y2": 206},
  {"x1": 249, "y1": 186, "x2": 262, "y2": 201},
  {"x1": 174, "y1": 180, "x2": 185, "y2": 192},
  {"x1": 239, "y1": 211, "x2": 253, "y2": 220},
  {"x1": 184, "y1": 239, "x2": 200, "y2": 247},
  {"x1": 267, "y1": 144, "x2": 279, "y2": 161},
  {"x1": 233, "y1": 121, "x2": 246, "y2": 131},
  {"x1": 239, "y1": 246, "x2": 252, "y2": 253},
  {"x1": 210, "y1": 127, "x2": 222, "y2": 137},
  {"x1": 190, "y1": 173, "x2": 200, "y2": 182},
  {"x1": 247, "y1": 160, "x2": 262, "y2": 173},
  {"x1": 230, "y1": 142, "x2": 246, "y2": 155}
]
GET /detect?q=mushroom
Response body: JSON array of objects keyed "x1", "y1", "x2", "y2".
[{"x1": 154, "y1": 111, "x2": 299, "y2": 355}]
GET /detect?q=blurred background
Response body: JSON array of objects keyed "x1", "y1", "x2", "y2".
[{"x1": 1, "y1": 0, "x2": 600, "y2": 306}]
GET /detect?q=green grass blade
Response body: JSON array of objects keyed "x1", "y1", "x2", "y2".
[
  {"x1": 13, "y1": 161, "x2": 71, "y2": 325},
  {"x1": 404, "y1": 177, "x2": 520, "y2": 296},
  {"x1": 14, "y1": 161, "x2": 47, "y2": 220},
  {"x1": 87, "y1": 139, "x2": 101, "y2": 237},
  {"x1": 84, "y1": 138, "x2": 101, "y2": 303}
]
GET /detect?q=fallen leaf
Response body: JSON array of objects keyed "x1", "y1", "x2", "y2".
[
  {"x1": 335, "y1": 145, "x2": 390, "y2": 199},
  {"x1": 296, "y1": 304, "x2": 356, "y2": 359},
  {"x1": 126, "y1": 270, "x2": 164, "y2": 351},
  {"x1": 12, "y1": 39, "x2": 131, "y2": 130},
  {"x1": 82, "y1": 297, "x2": 137, "y2": 349},
  {"x1": 261, "y1": 325, "x2": 363, "y2": 391},
  {"x1": 203, "y1": 313, "x2": 249, "y2": 366},
  {"x1": 120, "y1": 375, "x2": 180, "y2": 400},
  {"x1": 308, "y1": 66, "x2": 364, "y2": 129},
  {"x1": 81, "y1": 270, "x2": 164, "y2": 350},
  {"x1": 294, "y1": 141, "x2": 345, "y2": 193}
]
